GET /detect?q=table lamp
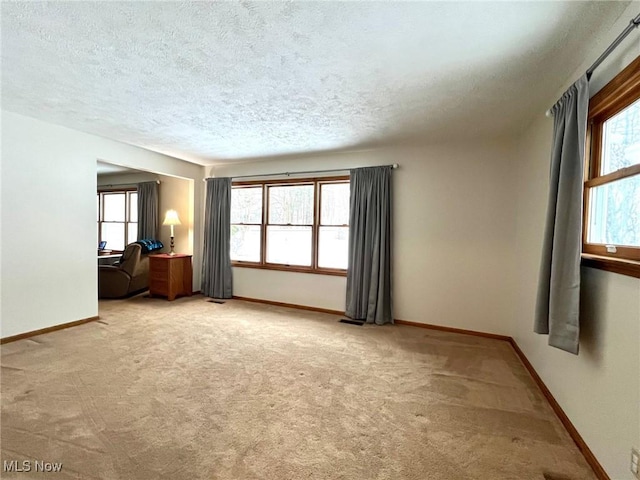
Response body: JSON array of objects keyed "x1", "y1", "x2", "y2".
[{"x1": 162, "y1": 209, "x2": 181, "y2": 255}]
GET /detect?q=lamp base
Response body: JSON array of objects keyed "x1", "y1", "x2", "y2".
[{"x1": 169, "y1": 236, "x2": 176, "y2": 255}]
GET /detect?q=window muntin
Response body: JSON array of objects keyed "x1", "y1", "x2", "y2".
[
  {"x1": 230, "y1": 186, "x2": 263, "y2": 262},
  {"x1": 231, "y1": 187, "x2": 262, "y2": 224},
  {"x1": 230, "y1": 177, "x2": 350, "y2": 274},
  {"x1": 320, "y1": 183, "x2": 350, "y2": 225},
  {"x1": 103, "y1": 193, "x2": 125, "y2": 222},
  {"x1": 583, "y1": 56, "x2": 640, "y2": 269},
  {"x1": 231, "y1": 225, "x2": 262, "y2": 263},
  {"x1": 587, "y1": 174, "x2": 640, "y2": 247},
  {"x1": 266, "y1": 226, "x2": 313, "y2": 266},
  {"x1": 266, "y1": 184, "x2": 314, "y2": 267},
  {"x1": 97, "y1": 189, "x2": 138, "y2": 251},
  {"x1": 267, "y1": 185, "x2": 314, "y2": 225},
  {"x1": 130, "y1": 196, "x2": 138, "y2": 223},
  {"x1": 318, "y1": 226, "x2": 348, "y2": 269},
  {"x1": 318, "y1": 182, "x2": 349, "y2": 269},
  {"x1": 600, "y1": 98, "x2": 640, "y2": 175}
]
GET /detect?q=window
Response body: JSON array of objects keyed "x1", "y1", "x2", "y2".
[
  {"x1": 230, "y1": 177, "x2": 350, "y2": 275},
  {"x1": 97, "y1": 189, "x2": 138, "y2": 251},
  {"x1": 583, "y1": 56, "x2": 640, "y2": 277}
]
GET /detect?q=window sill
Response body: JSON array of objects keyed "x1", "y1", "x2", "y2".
[
  {"x1": 231, "y1": 262, "x2": 347, "y2": 277},
  {"x1": 581, "y1": 254, "x2": 640, "y2": 279}
]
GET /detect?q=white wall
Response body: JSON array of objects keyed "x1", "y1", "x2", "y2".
[
  {"x1": 512, "y1": 3, "x2": 640, "y2": 478},
  {"x1": 212, "y1": 140, "x2": 518, "y2": 335},
  {"x1": 1, "y1": 111, "x2": 205, "y2": 338}
]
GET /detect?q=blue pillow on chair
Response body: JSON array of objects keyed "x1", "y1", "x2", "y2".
[{"x1": 134, "y1": 239, "x2": 164, "y2": 254}]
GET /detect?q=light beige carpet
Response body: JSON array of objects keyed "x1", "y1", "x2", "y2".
[{"x1": 1, "y1": 295, "x2": 596, "y2": 480}]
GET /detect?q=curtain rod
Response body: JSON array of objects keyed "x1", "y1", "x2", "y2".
[
  {"x1": 98, "y1": 180, "x2": 160, "y2": 188},
  {"x1": 204, "y1": 163, "x2": 399, "y2": 181},
  {"x1": 586, "y1": 12, "x2": 640, "y2": 79},
  {"x1": 546, "y1": 12, "x2": 640, "y2": 117}
]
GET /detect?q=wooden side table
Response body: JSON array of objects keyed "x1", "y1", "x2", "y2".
[{"x1": 149, "y1": 254, "x2": 193, "y2": 301}]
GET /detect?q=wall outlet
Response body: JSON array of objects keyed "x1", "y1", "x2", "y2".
[{"x1": 632, "y1": 447, "x2": 639, "y2": 479}]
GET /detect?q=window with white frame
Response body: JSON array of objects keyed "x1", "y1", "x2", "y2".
[
  {"x1": 230, "y1": 177, "x2": 350, "y2": 274},
  {"x1": 97, "y1": 189, "x2": 138, "y2": 251}
]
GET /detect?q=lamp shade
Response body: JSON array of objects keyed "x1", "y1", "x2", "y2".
[{"x1": 162, "y1": 209, "x2": 182, "y2": 226}]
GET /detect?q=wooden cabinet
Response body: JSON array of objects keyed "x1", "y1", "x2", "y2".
[{"x1": 149, "y1": 254, "x2": 193, "y2": 301}]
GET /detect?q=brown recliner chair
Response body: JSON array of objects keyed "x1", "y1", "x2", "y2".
[{"x1": 99, "y1": 243, "x2": 150, "y2": 298}]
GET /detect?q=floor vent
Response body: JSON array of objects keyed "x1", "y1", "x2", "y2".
[
  {"x1": 207, "y1": 300, "x2": 226, "y2": 304},
  {"x1": 339, "y1": 319, "x2": 364, "y2": 326}
]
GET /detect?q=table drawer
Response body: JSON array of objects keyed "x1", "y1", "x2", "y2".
[
  {"x1": 150, "y1": 259, "x2": 169, "y2": 273},
  {"x1": 149, "y1": 279, "x2": 169, "y2": 295},
  {"x1": 150, "y1": 269, "x2": 168, "y2": 281}
]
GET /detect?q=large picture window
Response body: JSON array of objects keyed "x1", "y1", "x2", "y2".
[
  {"x1": 97, "y1": 189, "x2": 138, "y2": 251},
  {"x1": 583, "y1": 56, "x2": 640, "y2": 277},
  {"x1": 230, "y1": 177, "x2": 349, "y2": 275}
]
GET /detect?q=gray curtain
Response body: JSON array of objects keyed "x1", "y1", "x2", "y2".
[
  {"x1": 202, "y1": 177, "x2": 232, "y2": 299},
  {"x1": 137, "y1": 181, "x2": 158, "y2": 240},
  {"x1": 345, "y1": 166, "x2": 393, "y2": 325},
  {"x1": 534, "y1": 75, "x2": 589, "y2": 355}
]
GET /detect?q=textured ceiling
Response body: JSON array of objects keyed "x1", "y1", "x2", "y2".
[{"x1": 1, "y1": 2, "x2": 630, "y2": 165}]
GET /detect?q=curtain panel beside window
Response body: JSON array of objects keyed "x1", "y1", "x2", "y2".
[
  {"x1": 345, "y1": 165, "x2": 393, "y2": 325},
  {"x1": 203, "y1": 177, "x2": 233, "y2": 299},
  {"x1": 534, "y1": 75, "x2": 589, "y2": 355},
  {"x1": 137, "y1": 181, "x2": 159, "y2": 241}
]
